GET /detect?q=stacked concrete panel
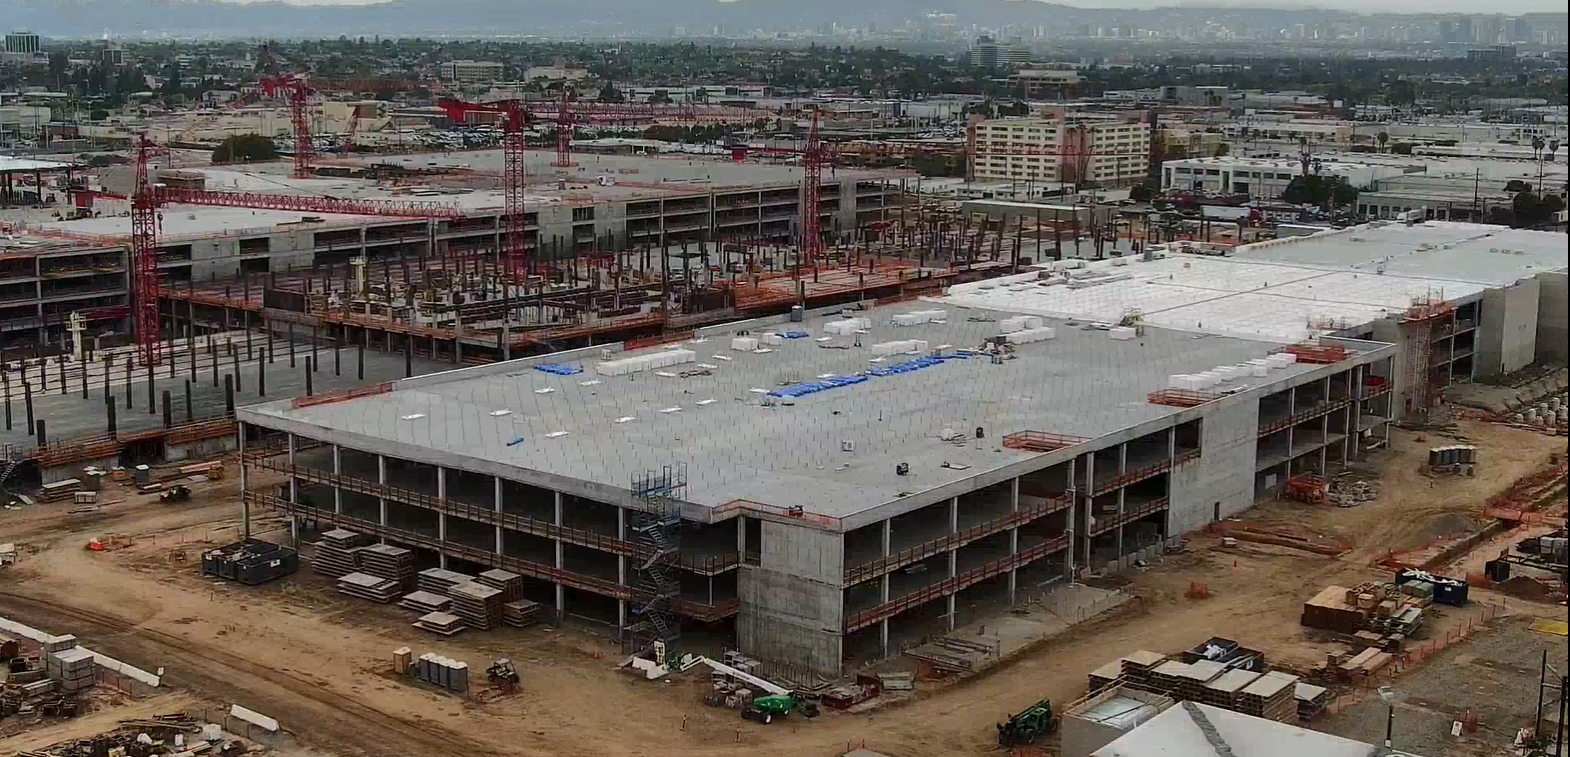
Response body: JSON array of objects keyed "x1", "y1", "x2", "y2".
[
  {"x1": 336, "y1": 571, "x2": 401, "y2": 603},
  {"x1": 46, "y1": 647, "x2": 95, "y2": 692},
  {"x1": 314, "y1": 529, "x2": 368, "y2": 578}
]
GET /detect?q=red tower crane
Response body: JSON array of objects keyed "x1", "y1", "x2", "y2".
[
  {"x1": 729, "y1": 110, "x2": 836, "y2": 269},
  {"x1": 435, "y1": 99, "x2": 534, "y2": 280},
  {"x1": 126, "y1": 135, "x2": 463, "y2": 366},
  {"x1": 260, "y1": 73, "x2": 314, "y2": 179}
]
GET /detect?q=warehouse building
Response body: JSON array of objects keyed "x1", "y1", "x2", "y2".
[
  {"x1": 41, "y1": 153, "x2": 897, "y2": 285},
  {"x1": 232, "y1": 219, "x2": 1563, "y2": 676}
]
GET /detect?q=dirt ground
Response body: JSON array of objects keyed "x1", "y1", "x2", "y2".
[{"x1": 0, "y1": 420, "x2": 1566, "y2": 757}]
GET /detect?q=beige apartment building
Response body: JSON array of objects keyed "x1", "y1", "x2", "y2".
[{"x1": 969, "y1": 113, "x2": 1151, "y2": 187}]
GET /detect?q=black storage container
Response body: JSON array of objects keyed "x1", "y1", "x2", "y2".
[{"x1": 201, "y1": 539, "x2": 299, "y2": 585}]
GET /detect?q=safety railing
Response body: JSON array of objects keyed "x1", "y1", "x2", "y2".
[
  {"x1": 255, "y1": 459, "x2": 740, "y2": 575},
  {"x1": 27, "y1": 415, "x2": 236, "y2": 467},
  {"x1": 842, "y1": 495, "x2": 1071, "y2": 586},
  {"x1": 1086, "y1": 497, "x2": 1169, "y2": 537},
  {"x1": 1090, "y1": 455, "x2": 1186, "y2": 498},
  {"x1": 1257, "y1": 397, "x2": 1353, "y2": 438},
  {"x1": 248, "y1": 492, "x2": 739, "y2": 619},
  {"x1": 842, "y1": 534, "x2": 1070, "y2": 633}
]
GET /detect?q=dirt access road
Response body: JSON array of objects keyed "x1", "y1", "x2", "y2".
[{"x1": 1, "y1": 421, "x2": 1565, "y2": 757}]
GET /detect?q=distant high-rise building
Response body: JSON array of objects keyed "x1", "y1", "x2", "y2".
[
  {"x1": 438, "y1": 60, "x2": 504, "y2": 84},
  {"x1": 4, "y1": 31, "x2": 41, "y2": 54},
  {"x1": 970, "y1": 36, "x2": 1001, "y2": 67},
  {"x1": 101, "y1": 45, "x2": 126, "y2": 67},
  {"x1": 1509, "y1": 18, "x2": 1533, "y2": 42}
]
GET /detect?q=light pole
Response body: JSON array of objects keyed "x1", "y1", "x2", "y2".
[{"x1": 1378, "y1": 685, "x2": 1402, "y2": 753}]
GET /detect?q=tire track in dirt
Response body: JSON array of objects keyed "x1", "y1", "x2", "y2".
[{"x1": 0, "y1": 590, "x2": 501, "y2": 757}]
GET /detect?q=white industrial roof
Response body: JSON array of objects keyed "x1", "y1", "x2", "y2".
[
  {"x1": 0, "y1": 156, "x2": 75, "y2": 173},
  {"x1": 240, "y1": 299, "x2": 1344, "y2": 526},
  {"x1": 37, "y1": 204, "x2": 379, "y2": 239},
  {"x1": 937, "y1": 221, "x2": 1566, "y2": 344},
  {"x1": 1092, "y1": 702, "x2": 1378, "y2": 757}
]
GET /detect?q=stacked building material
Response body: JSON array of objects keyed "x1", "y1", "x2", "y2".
[
  {"x1": 336, "y1": 572, "x2": 401, "y2": 603},
  {"x1": 447, "y1": 582, "x2": 503, "y2": 630},
  {"x1": 1300, "y1": 585, "x2": 1368, "y2": 634},
  {"x1": 45, "y1": 648, "x2": 95, "y2": 693},
  {"x1": 1237, "y1": 671, "x2": 1300, "y2": 722},
  {"x1": 38, "y1": 478, "x2": 83, "y2": 503},
  {"x1": 1201, "y1": 668, "x2": 1262, "y2": 709},
  {"x1": 1087, "y1": 650, "x2": 1168, "y2": 694},
  {"x1": 358, "y1": 544, "x2": 416, "y2": 587},
  {"x1": 314, "y1": 529, "x2": 369, "y2": 578},
  {"x1": 416, "y1": 567, "x2": 475, "y2": 594},
  {"x1": 399, "y1": 590, "x2": 453, "y2": 615},
  {"x1": 502, "y1": 599, "x2": 542, "y2": 628},
  {"x1": 1295, "y1": 682, "x2": 1331, "y2": 722},
  {"x1": 477, "y1": 569, "x2": 525, "y2": 601},
  {"x1": 413, "y1": 612, "x2": 465, "y2": 636}
]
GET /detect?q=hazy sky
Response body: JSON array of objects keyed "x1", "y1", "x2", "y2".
[{"x1": 223, "y1": 0, "x2": 1569, "y2": 14}]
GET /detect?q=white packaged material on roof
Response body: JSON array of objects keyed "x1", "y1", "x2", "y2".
[
  {"x1": 1108, "y1": 326, "x2": 1137, "y2": 340},
  {"x1": 761, "y1": 333, "x2": 784, "y2": 345},
  {"x1": 596, "y1": 348, "x2": 695, "y2": 376},
  {"x1": 870, "y1": 340, "x2": 917, "y2": 356},
  {"x1": 730, "y1": 336, "x2": 760, "y2": 351},
  {"x1": 1004, "y1": 327, "x2": 1057, "y2": 345}
]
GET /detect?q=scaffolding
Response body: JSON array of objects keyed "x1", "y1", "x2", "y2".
[
  {"x1": 1401, "y1": 292, "x2": 1454, "y2": 420},
  {"x1": 625, "y1": 464, "x2": 686, "y2": 659}
]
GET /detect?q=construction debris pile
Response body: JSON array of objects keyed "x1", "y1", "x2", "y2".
[
  {"x1": 2, "y1": 633, "x2": 98, "y2": 716},
  {"x1": 14, "y1": 713, "x2": 252, "y2": 757},
  {"x1": 1326, "y1": 473, "x2": 1378, "y2": 506},
  {"x1": 1084, "y1": 638, "x2": 1309, "y2": 724}
]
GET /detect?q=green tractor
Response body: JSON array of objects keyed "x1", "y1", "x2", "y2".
[
  {"x1": 997, "y1": 699, "x2": 1058, "y2": 747},
  {"x1": 742, "y1": 693, "x2": 820, "y2": 724}
]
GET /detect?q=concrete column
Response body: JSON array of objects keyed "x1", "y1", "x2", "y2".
[
  {"x1": 1116, "y1": 444, "x2": 1127, "y2": 558},
  {"x1": 946, "y1": 496, "x2": 958, "y2": 631},
  {"x1": 1320, "y1": 413, "x2": 1330, "y2": 474},
  {"x1": 494, "y1": 477, "x2": 504, "y2": 554},
  {"x1": 377, "y1": 454, "x2": 388, "y2": 544},
  {"x1": 1286, "y1": 386, "x2": 1297, "y2": 476},
  {"x1": 617, "y1": 506, "x2": 627, "y2": 630},
  {"x1": 946, "y1": 593, "x2": 957, "y2": 632},
  {"x1": 238, "y1": 423, "x2": 250, "y2": 539},
  {"x1": 1082, "y1": 453, "x2": 1094, "y2": 568},
  {"x1": 1065, "y1": 457, "x2": 1077, "y2": 582},
  {"x1": 287, "y1": 433, "x2": 299, "y2": 547},
  {"x1": 1349, "y1": 365, "x2": 1364, "y2": 461},
  {"x1": 436, "y1": 467, "x2": 448, "y2": 569},
  {"x1": 1008, "y1": 477, "x2": 1020, "y2": 604},
  {"x1": 554, "y1": 491, "x2": 565, "y2": 618},
  {"x1": 948, "y1": 496, "x2": 958, "y2": 534},
  {"x1": 736, "y1": 515, "x2": 747, "y2": 558},
  {"x1": 881, "y1": 519, "x2": 892, "y2": 556},
  {"x1": 332, "y1": 444, "x2": 342, "y2": 515}
]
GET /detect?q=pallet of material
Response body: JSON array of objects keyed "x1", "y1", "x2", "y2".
[
  {"x1": 1336, "y1": 648, "x2": 1394, "y2": 680},
  {"x1": 478, "y1": 569, "x2": 525, "y2": 601},
  {"x1": 45, "y1": 648, "x2": 95, "y2": 693},
  {"x1": 447, "y1": 581, "x2": 503, "y2": 630},
  {"x1": 399, "y1": 590, "x2": 453, "y2": 615},
  {"x1": 314, "y1": 529, "x2": 370, "y2": 578},
  {"x1": 336, "y1": 572, "x2": 402, "y2": 603},
  {"x1": 179, "y1": 460, "x2": 225, "y2": 480},
  {"x1": 1202, "y1": 668, "x2": 1262, "y2": 709},
  {"x1": 1301, "y1": 585, "x2": 1368, "y2": 634},
  {"x1": 413, "y1": 612, "x2": 465, "y2": 637},
  {"x1": 1238, "y1": 671, "x2": 1300, "y2": 722},
  {"x1": 359, "y1": 544, "x2": 416, "y2": 584},
  {"x1": 38, "y1": 479, "x2": 83, "y2": 503},
  {"x1": 502, "y1": 599, "x2": 542, "y2": 628},
  {"x1": 416, "y1": 567, "x2": 475, "y2": 594},
  {"x1": 1295, "y1": 682, "x2": 1331, "y2": 722}
]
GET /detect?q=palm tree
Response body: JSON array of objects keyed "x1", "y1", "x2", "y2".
[{"x1": 1377, "y1": 131, "x2": 1389, "y2": 153}]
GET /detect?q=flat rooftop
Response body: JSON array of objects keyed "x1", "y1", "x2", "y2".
[
  {"x1": 336, "y1": 147, "x2": 892, "y2": 191},
  {"x1": 239, "y1": 298, "x2": 1341, "y2": 528},
  {"x1": 1092, "y1": 702, "x2": 1379, "y2": 757},
  {"x1": 37, "y1": 203, "x2": 382, "y2": 241},
  {"x1": 0, "y1": 156, "x2": 75, "y2": 174},
  {"x1": 1234, "y1": 221, "x2": 1568, "y2": 286},
  {"x1": 938, "y1": 222, "x2": 1567, "y2": 344}
]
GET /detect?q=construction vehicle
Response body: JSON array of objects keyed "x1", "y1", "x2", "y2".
[
  {"x1": 160, "y1": 485, "x2": 192, "y2": 503},
  {"x1": 696, "y1": 657, "x2": 819, "y2": 724},
  {"x1": 486, "y1": 658, "x2": 520, "y2": 694},
  {"x1": 997, "y1": 699, "x2": 1058, "y2": 747}
]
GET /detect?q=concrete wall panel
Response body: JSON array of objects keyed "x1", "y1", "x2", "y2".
[
  {"x1": 1538, "y1": 272, "x2": 1568, "y2": 364},
  {"x1": 1477, "y1": 279, "x2": 1540, "y2": 377},
  {"x1": 1168, "y1": 398, "x2": 1259, "y2": 535}
]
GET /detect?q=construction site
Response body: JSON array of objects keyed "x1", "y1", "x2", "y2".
[{"x1": 0, "y1": 100, "x2": 1565, "y2": 757}]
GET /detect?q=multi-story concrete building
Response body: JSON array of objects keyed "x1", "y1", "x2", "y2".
[
  {"x1": 4, "y1": 31, "x2": 41, "y2": 55},
  {"x1": 971, "y1": 113, "x2": 1151, "y2": 187},
  {"x1": 0, "y1": 236, "x2": 129, "y2": 348},
  {"x1": 438, "y1": 60, "x2": 505, "y2": 84},
  {"x1": 234, "y1": 220, "x2": 1566, "y2": 676},
  {"x1": 1159, "y1": 156, "x2": 1404, "y2": 199}
]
